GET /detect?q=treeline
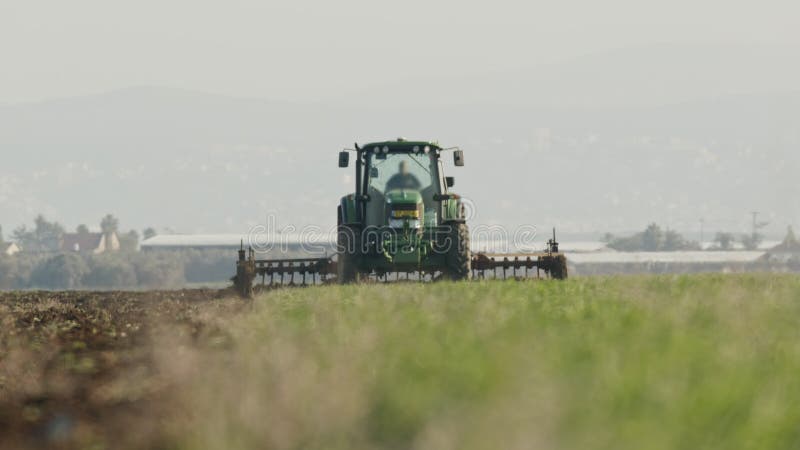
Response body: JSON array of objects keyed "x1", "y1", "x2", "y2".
[
  {"x1": 0, "y1": 215, "x2": 233, "y2": 289},
  {"x1": 603, "y1": 222, "x2": 774, "y2": 252},
  {"x1": 603, "y1": 224, "x2": 700, "y2": 252},
  {"x1": 0, "y1": 249, "x2": 233, "y2": 290},
  {"x1": 4, "y1": 214, "x2": 153, "y2": 253}
]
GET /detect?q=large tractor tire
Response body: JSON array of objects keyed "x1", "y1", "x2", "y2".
[
  {"x1": 337, "y1": 206, "x2": 361, "y2": 284},
  {"x1": 445, "y1": 222, "x2": 472, "y2": 281}
]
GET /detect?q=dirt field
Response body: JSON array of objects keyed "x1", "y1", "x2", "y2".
[{"x1": 0, "y1": 289, "x2": 246, "y2": 449}]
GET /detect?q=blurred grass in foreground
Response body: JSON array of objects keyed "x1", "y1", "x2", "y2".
[{"x1": 177, "y1": 275, "x2": 800, "y2": 450}]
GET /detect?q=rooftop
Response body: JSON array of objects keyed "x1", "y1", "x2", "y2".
[
  {"x1": 770, "y1": 229, "x2": 800, "y2": 252},
  {"x1": 61, "y1": 232, "x2": 105, "y2": 252}
]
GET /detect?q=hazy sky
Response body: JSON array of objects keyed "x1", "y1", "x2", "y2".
[
  {"x1": 2, "y1": 0, "x2": 799, "y2": 104},
  {"x1": 2, "y1": 1, "x2": 798, "y2": 236}
]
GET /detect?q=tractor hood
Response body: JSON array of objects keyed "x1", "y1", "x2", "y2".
[
  {"x1": 385, "y1": 189, "x2": 422, "y2": 205},
  {"x1": 385, "y1": 189, "x2": 423, "y2": 229}
]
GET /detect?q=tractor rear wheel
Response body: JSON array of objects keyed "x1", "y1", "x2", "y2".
[
  {"x1": 337, "y1": 224, "x2": 361, "y2": 284},
  {"x1": 445, "y1": 222, "x2": 472, "y2": 281}
]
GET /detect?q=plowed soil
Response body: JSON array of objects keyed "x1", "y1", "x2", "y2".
[{"x1": 0, "y1": 289, "x2": 244, "y2": 449}]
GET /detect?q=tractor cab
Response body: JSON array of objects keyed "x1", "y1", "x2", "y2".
[
  {"x1": 366, "y1": 145, "x2": 439, "y2": 228},
  {"x1": 338, "y1": 139, "x2": 464, "y2": 230}
]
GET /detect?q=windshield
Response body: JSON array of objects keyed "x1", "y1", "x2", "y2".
[
  {"x1": 368, "y1": 152, "x2": 436, "y2": 195},
  {"x1": 364, "y1": 152, "x2": 441, "y2": 226}
]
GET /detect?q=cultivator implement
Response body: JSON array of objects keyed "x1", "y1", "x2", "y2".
[
  {"x1": 233, "y1": 245, "x2": 336, "y2": 296},
  {"x1": 232, "y1": 233, "x2": 567, "y2": 297},
  {"x1": 471, "y1": 231, "x2": 568, "y2": 280},
  {"x1": 471, "y1": 253, "x2": 567, "y2": 280}
]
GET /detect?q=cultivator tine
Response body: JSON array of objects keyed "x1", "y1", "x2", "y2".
[{"x1": 245, "y1": 256, "x2": 335, "y2": 289}]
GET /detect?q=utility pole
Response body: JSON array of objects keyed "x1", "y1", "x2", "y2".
[
  {"x1": 747, "y1": 211, "x2": 769, "y2": 250},
  {"x1": 751, "y1": 211, "x2": 769, "y2": 236}
]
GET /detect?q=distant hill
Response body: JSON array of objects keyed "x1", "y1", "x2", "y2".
[{"x1": 1, "y1": 46, "x2": 798, "y2": 236}]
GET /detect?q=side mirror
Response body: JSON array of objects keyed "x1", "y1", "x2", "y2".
[
  {"x1": 445, "y1": 176, "x2": 455, "y2": 188},
  {"x1": 453, "y1": 149, "x2": 465, "y2": 166},
  {"x1": 338, "y1": 151, "x2": 349, "y2": 168}
]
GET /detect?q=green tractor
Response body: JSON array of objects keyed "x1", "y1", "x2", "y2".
[
  {"x1": 232, "y1": 138, "x2": 567, "y2": 296},
  {"x1": 335, "y1": 138, "x2": 471, "y2": 282}
]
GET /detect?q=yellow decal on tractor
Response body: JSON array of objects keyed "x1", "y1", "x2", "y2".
[{"x1": 392, "y1": 209, "x2": 420, "y2": 218}]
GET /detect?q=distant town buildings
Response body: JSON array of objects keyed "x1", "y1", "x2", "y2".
[
  {"x1": 763, "y1": 227, "x2": 800, "y2": 263},
  {"x1": 60, "y1": 232, "x2": 120, "y2": 254},
  {"x1": 1, "y1": 242, "x2": 20, "y2": 256}
]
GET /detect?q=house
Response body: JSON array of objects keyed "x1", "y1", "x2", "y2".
[
  {"x1": 60, "y1": 232, "x2": 120, "y2": 254},
  {"x1": 763, "y1": 227, "x2": 800, "y2": 263},
  {"x1": 1, "y1": 242, "x2": 20, "y2": 256}
]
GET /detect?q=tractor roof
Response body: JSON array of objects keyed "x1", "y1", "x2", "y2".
[{"x1": 361, "y1": 139, "x2": 441, "y2": 153}]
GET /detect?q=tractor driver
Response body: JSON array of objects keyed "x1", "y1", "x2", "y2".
[{"x1": 385, "y1": 160, "x2": 422, "y2": 191}]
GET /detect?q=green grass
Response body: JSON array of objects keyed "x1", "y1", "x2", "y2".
[{"x1": 175, "y1": 274, "x2": 800, "y2": 450}]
